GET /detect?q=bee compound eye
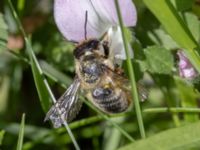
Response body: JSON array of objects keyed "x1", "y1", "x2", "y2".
[{"x1": 92, "y1": 87, "x2": 112, "y2": 99}]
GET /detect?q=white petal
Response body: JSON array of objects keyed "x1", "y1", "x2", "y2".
[
  {"x1": 54, "y1": 0, "x2": 137, "y2": 41},
  {"x1": 107, "y1": 26, "x2": 133, "y2": 61}
]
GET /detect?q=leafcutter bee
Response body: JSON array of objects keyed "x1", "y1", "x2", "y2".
[{"x1": 44, "y1": 39, "x2": 147, "y2": 128}]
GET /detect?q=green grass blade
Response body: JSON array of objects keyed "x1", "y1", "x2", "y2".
[
  {"x1": 7, "y1": 0, "x2": 51, "y2": 112},
  {"x1": 27, "y1": 24, "x2": 80, "y2": 150},
  {"x1": 7, "y1": 1, "x2": 80, "y2": 149},
  {"x1": 115, "y1": 0, "x2": 146, "y2": 138},
  {"x1": 118, "y1": 121, "x2": 200, "y2": 150},
  {"x1": 16, "y1": 113, "x2": 25, "y2": 150},
  {"x1": 143, "y1": 0, "x2": 200, "y2": 74},
  {"x1": 27, "y1": 44, "x2": 51, "y2": 112},
  {"x1": 0, "y1": 13, "x2": 8, "y2": 52},
  {"x1": 175, "y1": 77, "x2": 199, "y2": 122},
  {"x1": 0, "y1": 130, "x2": 5, "y2": 145},
  {"x1": 143, "y1": 107, "x2": 200, "y2": 113},
  {"x1": 26, "y1": 32, "x2": 81, "y2": 150}
]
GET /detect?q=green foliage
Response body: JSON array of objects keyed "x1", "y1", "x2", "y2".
[
  {"x1": 144, "y1": 46, "x2": 174, "y2": 74},
  {"x1": 148, "y1": 28, "x2": 179, "y2": 50},
  {"x1": 0, "y1": 13, "x2": 8, "y2": 52},
  {"x1": 183, "y1": 12, "x2": 200, "y2": 43},
  {"x1": 40, "y1": 60, "x2": 72, "y2": 87},
  {"x1": 27, "y1": 43, "x2": 52, "y2": 112},
  {"x1": 143, "y1": 0, "x2": 200, "y2": 74},
  {"x1": 175, "y1": 77, "x2": 199, "y2": 122},
  {"x1": 1, "y1": 0, "x2": 200, "y2": 149},
  {"x1": 172, "y1": 0, "x2": 195, "y2": 11},
  {"x1": 16, "y1": 114, "x2": 25, "y2": 150},
  {"x1": 118, "y1": 121, "x2": 200, "y2": 150},
  {"x1": 0, "y1": 130, "x2": 5, "y2": 145}
]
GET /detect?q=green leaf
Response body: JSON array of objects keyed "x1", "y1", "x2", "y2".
[
  {"x1": 39, "y1": 60, "x2": 72, "y2": 88},
  {"x1": 26, "y1": 41, "x2": 51, "y2": 112},
  {"x1": 143, "y1": 0, "x2": 197, "y2": 49},
  {"x1": 183, "y1": 12, "x2": 200, "y2": 42},
  {"x1": 0, "y1": 76, "x2": 10, "y2": 113},
  {"x1": 16, "y1": 113, "x2": 25, "y2": 150},
  {"x1": 0, "y1": 13, "x2": 8, "y2": 52},
  {"x1": 171, "y1": 0, "x2": 195, "y2": 11},
  {"x1": 175, "y1": 77, "x2": 199, "y2": 122},
  {"x1": 143, "y1": 0, "x2": 200, "y2": 75},
  {"x1": 0, "y1": 130, "x2": 5, "y2": 145},
  {"x1": 148, "y1": 28, "x2": 179, "y2": 50},
  {"x1": 144, "y1": 46, "x2": 174, "y2": 74},
  {"x1": 118, "y1": 121, "x2": 200, "y2": 150}
]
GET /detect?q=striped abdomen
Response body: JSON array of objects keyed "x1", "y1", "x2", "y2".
[{"x1": 91, "y1": 87, "x2": 130, "y2": 113}]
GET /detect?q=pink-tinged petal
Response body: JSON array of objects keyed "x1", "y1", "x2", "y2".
[
  {"x1": 179, "y1": 59, "x2": 187, "y2": 69},
  {"x1": 54, "y1": 0, "x2": 99, "y2": 41},
  {"x1": 54, "y1": 0, "x2": 137, "y2": 41},
  {"x1": 90, "y1": 0, "x2": 137, "y2": 26},
  {"x1": 177, "y1": 50, "x2": 198, "y2": 79},
  {"x1": 181, "y1": 68, "x2": 197, "y2": 78}
]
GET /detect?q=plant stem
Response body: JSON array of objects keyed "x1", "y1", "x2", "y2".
[
  {"x1": 143, "y1": 107, "x2": 200, "y2": 113},
  {"x1": 16, "y1": 114, "x2": 25, "y2": 150},
  {"x1": 114, "y1": 0, "x2": 146, "y2": 138}
]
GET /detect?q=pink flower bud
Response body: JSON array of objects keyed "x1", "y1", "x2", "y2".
[{"x1": 177, "y1": 51, "x2": 198, "y2": 79}]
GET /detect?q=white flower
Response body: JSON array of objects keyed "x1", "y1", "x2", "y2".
[{"x1": 54, "y1": 0, "x2": 137, "y2": 60}]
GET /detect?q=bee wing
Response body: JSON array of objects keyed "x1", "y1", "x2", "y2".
[
  {"x1": 136, "y1": 82, "x2": 148, "y2": 101},
  {"x1": 44, "y1": 78, "x2": 82, "y2": 128},
  {"x1": 104, "y1": 65, "x2": 148, "y2": 101}
]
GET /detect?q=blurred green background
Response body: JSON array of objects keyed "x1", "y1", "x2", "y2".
[{"x1": 1, "y1": 0, "x2": 200, "y2": 150}]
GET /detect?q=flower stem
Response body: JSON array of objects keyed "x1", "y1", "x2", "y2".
[{"x1": 114, "y1": 0, "x2": 146, "y2": 139}]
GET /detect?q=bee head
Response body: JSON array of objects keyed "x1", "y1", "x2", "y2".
[{"x1": 73, "y1": 39, "x2": 100, "y2": 59}]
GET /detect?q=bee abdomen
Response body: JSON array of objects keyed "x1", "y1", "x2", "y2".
[
  {"x1": 92, "y1": 88, "x2": 129, "y2": 113},
  {"x1": 102, "y1": 96, "x2": 128, "y2": 113}
]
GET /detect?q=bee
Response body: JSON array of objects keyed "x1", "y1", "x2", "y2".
[{"x1": 44, "y1": 38, "x2": 147, "y2": 128}]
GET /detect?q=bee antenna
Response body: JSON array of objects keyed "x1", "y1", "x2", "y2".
[{"x1": 84, "y1": 10, "x2": 88, "y2": 40}]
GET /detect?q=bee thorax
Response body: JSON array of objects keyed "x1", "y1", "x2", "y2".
[{"x1": 80, "y1": 57, "x2": 103, "y2": 84}]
